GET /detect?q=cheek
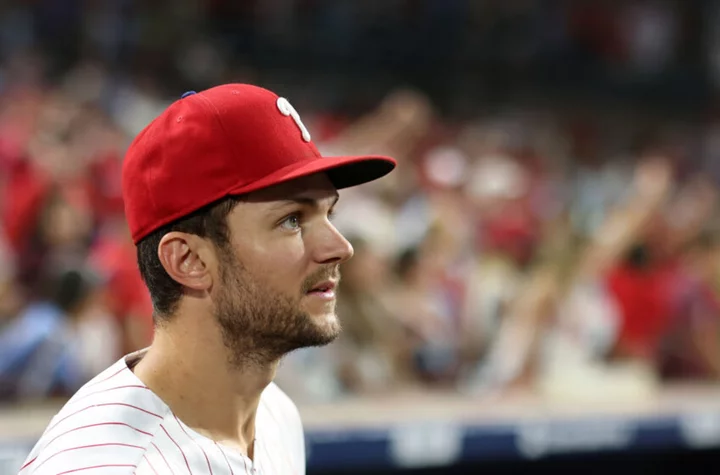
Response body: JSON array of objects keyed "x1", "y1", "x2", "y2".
[{"x1": 238, "y1": 239, "x2": 309, "y2": 293}]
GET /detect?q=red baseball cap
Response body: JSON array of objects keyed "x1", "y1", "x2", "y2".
[{"x1": 121, "y1": 84, "x2": 396, "y2": 244}]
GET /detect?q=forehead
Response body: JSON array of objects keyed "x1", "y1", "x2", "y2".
[{"x1": 243, "y1": 173, "x2": 338, "y2": 204}]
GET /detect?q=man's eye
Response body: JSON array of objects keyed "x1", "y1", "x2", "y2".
[{"x1": 280, "y1": 214, "x2": 301, "y2": 231}]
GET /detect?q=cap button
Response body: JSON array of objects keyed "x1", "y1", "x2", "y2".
[{"x1": 181, "y1": 91, "x2": 197, "y2": 99}]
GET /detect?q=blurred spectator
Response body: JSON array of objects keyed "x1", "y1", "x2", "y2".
[
  {"x1": 89, "y1": 220, "x2": 154, "y2": 355},
  {"x1": 334, "y1": 238, "x2": 415, "y2": 393},
  {"x1": 0, "y1": 266, "x2": 118, "y2": 401},
  {"x1": 659, "y1": 230, "x2": 720, "y2": 380}
]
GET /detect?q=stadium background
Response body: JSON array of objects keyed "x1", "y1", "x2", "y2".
[{"x1": 3, "y1": 1, "x2": 720, "y2": 473}]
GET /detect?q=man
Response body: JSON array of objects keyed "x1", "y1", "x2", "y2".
[{"x1": 19, "y1": 84, "x2": 396, "y2": 475}]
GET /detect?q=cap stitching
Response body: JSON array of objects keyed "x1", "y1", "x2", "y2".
[
  {"x1": 130, "y1": 96, "x2": 224, "y2": 243},
  {"x1": 194, "y1": 92, "x2": 244, "y2": 184},
  {"x1": 135, "y1": 94, "x2": 236, "y2": 242}
]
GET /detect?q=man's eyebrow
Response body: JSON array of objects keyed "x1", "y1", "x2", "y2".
[{"x1": 270, "y1": 194, "x2": 339, "y2": 210}]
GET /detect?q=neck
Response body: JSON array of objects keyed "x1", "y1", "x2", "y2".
[{"x1": 132, "y1": 310, "x2": 279, "y2": 457}]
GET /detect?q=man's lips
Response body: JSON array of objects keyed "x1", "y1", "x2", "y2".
[
  {"x1": 307, "y1": 280, "x2": 337, "y2": 293},
  {"x1": 306, "y1": 280, "x2": 338, "y2": 302}
]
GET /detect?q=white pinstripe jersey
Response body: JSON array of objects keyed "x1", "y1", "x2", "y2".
[{"x1": 18, "y1": 350, "x2": 306, "y2": 475}]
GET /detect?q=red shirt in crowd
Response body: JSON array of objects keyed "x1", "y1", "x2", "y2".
[{"x1": 606, "y1": 260, "x2": 679, "y2": 361}]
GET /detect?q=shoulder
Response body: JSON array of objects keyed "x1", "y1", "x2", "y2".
[
  {"x1": 20, "y1": 358, "x2": 170, "y2": 475},
  {"x1": 262, "y1": 382, "x2": 302, "y2": 426},
  {"x1": 261, "y1": 382, "x2": 306, "y2": 474}
]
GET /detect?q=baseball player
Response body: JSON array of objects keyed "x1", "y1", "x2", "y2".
[{"x1": 19, "y1": 84, "x2": 396, "y2": 475}]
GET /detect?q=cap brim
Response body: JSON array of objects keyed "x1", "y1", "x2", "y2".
[{"x1": 228, "y1": 155, "x2": 397, "y2": 196}]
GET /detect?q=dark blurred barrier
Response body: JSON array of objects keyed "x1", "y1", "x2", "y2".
[
  {"x1": 312, "y1": 449, "x2": 720, "y2": 475},
  {"x1": 5, "y1": 387, "x2": 720, "y2": 474}
]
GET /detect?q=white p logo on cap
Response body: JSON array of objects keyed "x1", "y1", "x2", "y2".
[{"x1": 277, "y1": 97, "x2": 311, "y2": 143}]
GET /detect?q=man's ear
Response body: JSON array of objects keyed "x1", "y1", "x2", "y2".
[{"x1": 157, "y1": 232, "x2": 216, "y2": 291}]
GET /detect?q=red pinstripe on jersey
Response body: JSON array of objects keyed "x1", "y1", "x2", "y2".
[
  {"x1": 142, "y1": 454, "x2": 159, "y2": 475},
  {"x1": 45, "y1": 422, "x2": 153, "y2": 450},
  {"x1": 160, "y1": 424, "x2": 193, "y2": 475},
  {"x1": 214, "y1": 441, "x2": 236, "y2": 475},
  {"x1": 174, "y1": 415, "x2": 214, "y2": 475},
  {"x1": 57, "y1": 464, "x2": 136, "y2": 474},
  {"x1": 19, "y1": 456, "x2": 36, "y2": 471},
  {"x1": 47, "y1": 402, "x2": 163, "y2": 433},
  {"x1": 70, "y1": 385, "x2": 151, "y2": 405},
  {"x1": 84, "y1": 367, "x2": 127, "y2": 389},
  {"x1": 35, "y1": 443, "x2": 144, "y2": 472},
  {"x1": 151, "y1": 441, "x2": 175, "y2": 475}
]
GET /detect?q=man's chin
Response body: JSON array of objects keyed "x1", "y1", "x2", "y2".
[
  {"x1": 314, "y1": 307, "x2": 339, "y2": 324},
  {"x1": 311, "y1": 330, "x2": 340, "y2": 348},
  {"x1": 285, "y1": 328, "x2": 339, "y2": 352},
  {"x1": 311, "y1": 313, "x2": 341, "y2": 342},
  {"x1": 306, "y1": 313, "x2": 342, "y2": 347}
]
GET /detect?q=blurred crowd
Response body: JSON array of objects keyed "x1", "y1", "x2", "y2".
[
  {"x1": 280, "y1": 92, "x2": 720, "y2": 403},
  {"x1": 3, "y1": 64, "x2": 720, "y2": 404},
  {"x1": 4, "y1": 0, "x2": 720, "y2": 404}
]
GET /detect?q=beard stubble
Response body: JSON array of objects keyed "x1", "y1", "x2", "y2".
[{"x1": 213, "y1": 249, "x2": 342, "y2": 369}]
